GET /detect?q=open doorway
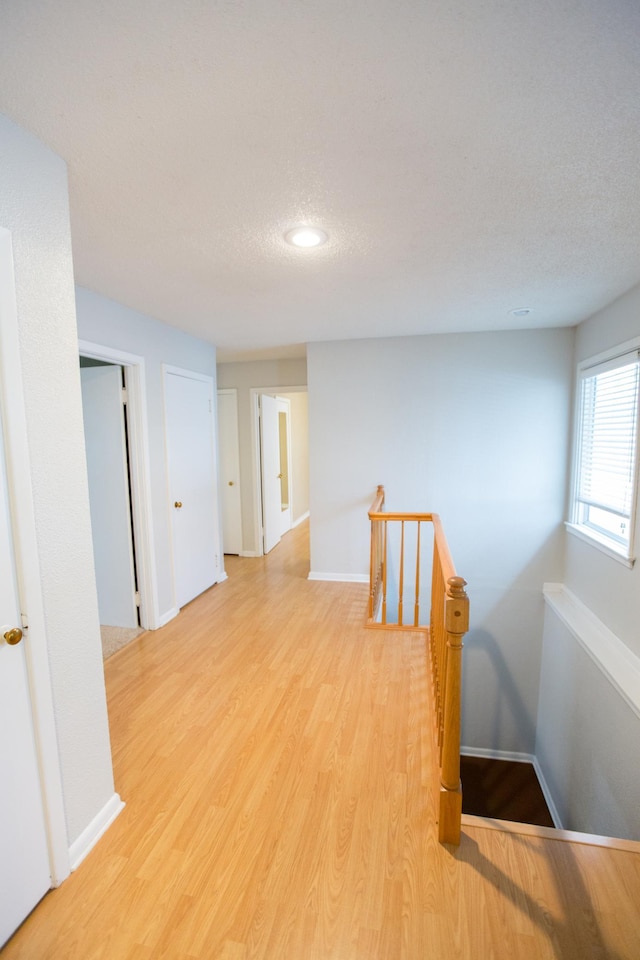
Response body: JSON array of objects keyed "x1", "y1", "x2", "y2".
[
  {"x1": 80, "y1": 357, "x2": 142, "y2": 658},
  {"x1": 277, "y1": 400, "x2": 292, "y2": 535},
  {"x1": 259, "y1": 394, "x2": 291, "y2": 554},
  {"x1": 78, "y1": 340, "x2": 157, "y2": 657},
  {"x1": 251, "y1": 387, "x2": 309, "y2": 556}
]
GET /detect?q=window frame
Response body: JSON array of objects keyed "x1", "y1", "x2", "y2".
[{"x1": 567, "y1": 338, "x2": 640, "y2": 568}]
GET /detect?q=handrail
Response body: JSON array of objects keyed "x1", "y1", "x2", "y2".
[
  {"x1": 367, "y1": 485, "x2": 469, "y2": 845},
  {"x1": 431, "y1": 513, "x2": 456, "y2": 584}
]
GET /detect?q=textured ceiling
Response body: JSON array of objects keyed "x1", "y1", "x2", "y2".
[{"x1": 1, "y1": 0, "x2": 640, "y2": 360}]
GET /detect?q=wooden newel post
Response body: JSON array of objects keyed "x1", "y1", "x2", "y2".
[{"x1": 438, "y1": 575, "x2": 469, "y2": 845}]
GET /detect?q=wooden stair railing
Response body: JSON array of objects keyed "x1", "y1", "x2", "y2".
[{"x1": 368, "y1": 485, "x2": 469, "y2": 845}]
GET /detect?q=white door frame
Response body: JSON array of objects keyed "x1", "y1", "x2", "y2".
[
  {"x1": 250, "y1": 385, "x2": 306, "y2": 557},
  {"x1": 80, "y1": 365, "x2": 139, "y2": 628},
  {"x1": 277, "y1": 396, "x2": 293, "y2": 536},
  {"x1": 0, "y1": 228, "x2": 69, "y2": 885},
  {"x1": 79, "y1": 341, "x2": 158, "y2": 630},
  {"x1": 259, "y1": 393, "x2": 283, "y2": 555}
]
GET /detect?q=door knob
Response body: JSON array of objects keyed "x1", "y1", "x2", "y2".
[
  {"x1": 228, "y1": 481, "x2": 234, "y2": 486},
  {"x1": 3, "y1": 626, "x2": 23, "y2": 646},
  {"x1": 277, "y1": 473, "x2": 283, "y2": 479},
  {"x1": 174, "y1": 501, "x2": 183, "y2": 508}
]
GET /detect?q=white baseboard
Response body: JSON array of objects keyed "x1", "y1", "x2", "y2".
[
  {"x1": 307, "y1": 571, "x2": 369, "y2": 583},
  {"x1": 68, "y1": 793, "x2": 125, "y2": 871},
  {"x1": 292, "y1": 511, "x2": 310, "y2": 528},
  {"x1": 217, "y1": 571, "x2": 229, "y2": 582},
  {"x1": 157, "y1": 606, "x2": 179, "y2": 628},
  {"x1": 461, "y1": 746, "x2": 534, "y2": 763},
  {"x1": 461, "y1": 746, "x2": 563, "y2": 829},
  {"x1": 240, "y1": 550, "x2": 259, "y2": 558},
  {"x1": 532, "y1": 756, "x2": 563, "y2": 830}
]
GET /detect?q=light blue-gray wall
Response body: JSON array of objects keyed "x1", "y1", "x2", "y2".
[
  {"x1": 565, "y1": 283, "x2": 640, "y2": 655},
  {"x1": 537, "y1": 283, "x2": 640, "y2": 839},
  {"x1": 537, "y1": 603, "x2": 640, "y2": 839},
  {"x1": 75, "y1": 286, "x2": 218, "y2": 623},
  {"x1": 307, "y1": 328, "x2": 574, "y2": 755},
  {"x1": 0, "y1": 113, "x2": 114, "y2": 847}
]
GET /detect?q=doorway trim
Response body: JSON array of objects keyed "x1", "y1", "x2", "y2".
[
  {"x1": 0, "y1": 228, "x2": 69, "y2": 885},
  {"x1": 79, "y1": 340, "x2": 159, "y2": 629},
  {"x1": 276, "y1": 395, "x2": 293, "y2": 537},
  {"x1": 250, "y1": 384, "x2": 307, "y2": 557}
]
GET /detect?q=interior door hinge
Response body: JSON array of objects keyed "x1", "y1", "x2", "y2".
[
  {"x1": 134, "y1": 591, "x2": 141, "y2": 607},
  {"x1": 122, "y1": 387, "x2": 128, "y2": 403}
]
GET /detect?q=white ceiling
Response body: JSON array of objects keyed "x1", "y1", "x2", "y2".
[{"x1": 1, "y1": 1, "x2": 640, "y2": 361}]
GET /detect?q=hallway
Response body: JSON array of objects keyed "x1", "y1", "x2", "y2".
[{"x1": 3, "y1": 521, "x2": 640, "y2": 959}]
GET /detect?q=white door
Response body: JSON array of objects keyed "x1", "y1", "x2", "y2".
[
  {"x1": 165, "y1": 370, "x2": 219, "y2": 608},
  {"x1": 81, "y1": 365, "x2": 138, "y2": 628},
  {"x1": 260, "y1": 394, "x2": 282, "y2": 554},
  {"x1": 217, "y1": 389, "x2": 242, "y2": 555},
  {"x1": 0, "y1": 409, "x2": 50, "y2": 947}
]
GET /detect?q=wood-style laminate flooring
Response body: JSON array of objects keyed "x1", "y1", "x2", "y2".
[{"x1": 3, "y1": 521, "x2": 640, "y2": 959}]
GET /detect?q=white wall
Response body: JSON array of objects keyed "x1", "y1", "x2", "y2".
[
  {"x1": 565, "y1": 283, "x2": 640, "y2": 655},
  {"x1": 537, "y1": 283, "x2": 640, "y2": 839},
  {"x1": 307, "y1": 329, "x2": 574, "y2": 754},
  {"x1": 536, "y1": 600, "x2": 640, "y2": 839},
  {"x1": 279, "y1": 391, "x2": 309, "y2": 523},
  {"x1": 75, "y1": 286, "x2": 218, "y2": 623},
  {"x1": 217, "y1": 359, "x2": 307, "y2": 554},
  {"x1": 0, "y1": 114, "x2": 115, "y2": 847}
]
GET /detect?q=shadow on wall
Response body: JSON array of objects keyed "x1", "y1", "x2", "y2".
[
  {"x1": 463, "y1": 628, "x2": 537, "y2": 753},
  {"x1": 459, "y1": 525, "x2": 565, "y2": 755}
]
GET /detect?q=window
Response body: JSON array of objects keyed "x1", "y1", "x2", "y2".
[{"x1": 569, "y1": 344, "x2": 640, "y2": 564}]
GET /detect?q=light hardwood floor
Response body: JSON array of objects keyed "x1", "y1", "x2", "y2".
[{"x1": 3, "y1": 521, "x2": 640, "y2": 959}]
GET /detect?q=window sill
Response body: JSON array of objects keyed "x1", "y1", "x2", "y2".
[{"x1": 565, "y1": 522, "x2": 635, "y2": 568}]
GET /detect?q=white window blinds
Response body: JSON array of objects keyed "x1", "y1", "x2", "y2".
[{"x1": 574, "y1": 349, "x2": 640, "y2": 553}]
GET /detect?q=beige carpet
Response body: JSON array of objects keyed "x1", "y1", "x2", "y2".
[{"x1": 100, "y1": 624, "x2": 144, "y2": 660}]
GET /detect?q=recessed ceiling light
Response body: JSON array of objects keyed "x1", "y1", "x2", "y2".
[
  {"x1": 510, "y1": 308, "x2": 533, "y2": 317},
  {"x1": 284, "y1": 227, "x2": 328, "y2": 248}
]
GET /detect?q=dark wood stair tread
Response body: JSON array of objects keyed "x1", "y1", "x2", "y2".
[{"x1": 461, "y1": 756, "x2": 555, "y2": 828}]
